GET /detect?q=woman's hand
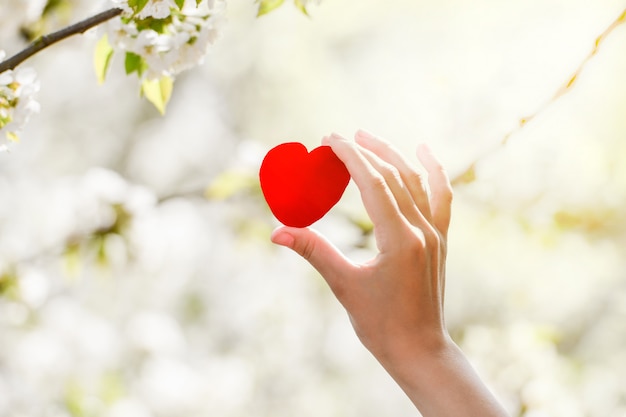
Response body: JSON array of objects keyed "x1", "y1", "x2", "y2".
[{"x1": 271, "y1": 130, "x2": 508, "y2": 417}]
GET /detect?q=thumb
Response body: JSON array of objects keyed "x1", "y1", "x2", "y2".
[{"x1": 271, "y1": 226, "x2": 353, "y2": 294}]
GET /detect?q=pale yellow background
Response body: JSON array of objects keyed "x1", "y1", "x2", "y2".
[{"x1": 1, "y1": 1, "x2": 625, "y2": 416}]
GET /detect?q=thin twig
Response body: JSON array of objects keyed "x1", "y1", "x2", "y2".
[
  {"x1": 0, "y1": 8, "x2": 123, "y2": 74},
  {"x1": 451, "y1": 8, "x2": 626, "y2": 186}
]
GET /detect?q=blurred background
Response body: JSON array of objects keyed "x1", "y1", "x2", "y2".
[{"x1": 1, "y1": 0, "x2": 626, "y2": 416}]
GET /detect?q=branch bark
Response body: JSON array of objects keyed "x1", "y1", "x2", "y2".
[
  {"x1": 0, "y1": 8, "x2": 123, "y2": 74},
  {"x1": 450, "y1": 7, "x2": 626, "y2": 186}
]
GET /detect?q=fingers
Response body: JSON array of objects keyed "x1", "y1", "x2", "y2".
[
  {"x1": 416, "y1": 144, "x2": 453, "y2": 237},
  {"x1": 356, "y1": 144, "x2": 427, "y2": 227},
  {"x1": 326, "y1": 133, "x2": 407, "y2": 251},
  {"x1": 355, "y1": 130, "x2": 432, "y2": 223},
  {"x1": 329, "y1": 131, "x2": 453, "y2": 238},
  {"x1": 271, "y1": 226, "x2": 355, "y2": 302}
]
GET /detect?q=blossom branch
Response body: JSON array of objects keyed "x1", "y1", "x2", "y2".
[
  {"x1": 451, "y1": 8, "x2": 626, "y2": 186},
  {"x1": 0, "y1": 8, "x2": 123, "y2": 74}
]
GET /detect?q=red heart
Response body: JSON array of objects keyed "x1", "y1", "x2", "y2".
[{"x1": 259, "y1": 142, "x2": 350, "y2": 228}]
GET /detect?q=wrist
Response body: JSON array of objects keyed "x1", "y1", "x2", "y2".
[
  {"x1": 372, "y1": 333, "x2": 509, "y2": 417},
  {"x1": 368, "y1": 327, "x2": 452, "y2": 373},
  {"x1": 375, "y1": 330, "x2": 455, "y2": 384}
]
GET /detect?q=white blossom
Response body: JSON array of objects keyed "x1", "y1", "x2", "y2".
[
  {"x1": 106, "y1": 18, "x2": 139, "y2": 50},
  {"x1": 137, "y1": 0, "x2": 179, "y2": 19},
  {"x1": 106, "y1": 0, "x2": 226, "y2": 80},
  {"x1": 0, "y1": 53, "x2": 40, "y2": 150},
  {"x1": 111, "y1": 0, "x2": 178, "y2": 19}
]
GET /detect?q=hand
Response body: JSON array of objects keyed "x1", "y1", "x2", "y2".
[
  {"x1": 271, "y1": 130, "x2": 508, "y2": 417},
  {"x1": 272, "y1": 130, "x2": 451, "y2": 358}
]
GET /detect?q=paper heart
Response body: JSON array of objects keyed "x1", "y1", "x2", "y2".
[{"x1": 259, "y1": 142, "x2": 350, "y2": 228}]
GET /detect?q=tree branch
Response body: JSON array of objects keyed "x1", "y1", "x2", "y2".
[
  {"x1": 450, "y1": 8, "x2": 626, "y2": 186},
  {"x1": 0, "y1": 8, "x2": 123, "y2": 74}
]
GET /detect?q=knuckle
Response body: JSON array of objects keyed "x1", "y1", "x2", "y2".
[
  {"x1": 379, "y1": 162, "x2": 402, "y2": 184},
  {"x1": 400, "y1": 227, "x2": 426, "y2": 252},
  {"x1": 297, "y1": 238, "x2": 316, "y2": 261},
  {"x1": 402, "y1": 226, "x2": 440, "y2": 253},
  {"x1": 405, "y1": 237, "x2": 426, "y2": 255},
  {"x1": 369, "y1": 173, "x2": 389, "y2": 192},
  {"x1": 406, "y1": 170, "x2": 425, "y2": 188}
]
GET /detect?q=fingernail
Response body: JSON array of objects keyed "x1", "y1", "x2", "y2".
[
  {"x1": 330, "y1": 133, "x2": 346, "y2": 142},
  {"x1": 356, "y1": 129, "x2": 375, "y2": 140},
  {"x1": 271, "y1": 231, "x2": 294, "y2": 248},
  {"x1": 417, "y1": 143, "x2": 431, "y2": 154}
]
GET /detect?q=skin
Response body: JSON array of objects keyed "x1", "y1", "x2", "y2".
[{"x1": 271, "y1": 130, "x2": 509, "y2": 417}]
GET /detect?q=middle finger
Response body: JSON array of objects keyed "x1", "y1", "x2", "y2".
[
  {"x1": 357, "y1": 144, "x2": 426, "y2": 227},
  {"x1": 355, "y1": 130, "x2": 432, "y2": 222}
]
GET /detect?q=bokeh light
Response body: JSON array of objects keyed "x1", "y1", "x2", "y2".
[{"x1": 1, "y1": 1, "x2": 625, "y2": 416}]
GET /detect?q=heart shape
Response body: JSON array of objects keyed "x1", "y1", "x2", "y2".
[{"x1": 259, "y1": 142, "x2": 350, "y2": 228}]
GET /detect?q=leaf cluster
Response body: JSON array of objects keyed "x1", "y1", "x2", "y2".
[
  {"x1": 128, "y1": 0, "x2": 204, "y2": 16},
  {"x1": 256, "y1": 0, "x2": 312, "y2": 17}
]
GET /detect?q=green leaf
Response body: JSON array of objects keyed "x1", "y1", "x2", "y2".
[
  {"x1": 175, "y1": 0, "x2": 185, "y2": 10},
  {"x1": 257, "y1": 0, "x2": 285, "y2": 17},
  {"x1": 99, "y1": 372, "x2": 125, "y2": 405},
  {"x1": 133, "y1": 16, "x2": 171, "y2": 33},
  {"x1": 293, "y1": 0, "x2": 309, "y2": 16},
  {"x1": 137, "y1": 0, "x2": 150, "y2": 14},
  {"x1": 149, "y1": 18, "x2": 168, "y2": 33},
  {"x1": 128, "y1": 0, "x2": 149, "y2": 14},
  {"x1": 63, "y1": 241, "x2": 82, "y2": 278},
  {"x1": 141, "y1": 76, "x2": 174, "y2": 115},
  {"x1": 0, "y1": 270, "x2": 20, "y2": 299},
  {"x1": 138, "y1": 0, "x2": 150, "y2": 12},
  {"x1": 124, "y1": 52, "x2": 147, "y2": 76},
  {"x1": 42, "y1": 0, "x2": 65, "y2": 17},
  {"x1": 63, "y1": 380, "x2": 85, "y2": 417},
  {"x1": 0, "y1": 114, "x2": 11, "y2": 129},
  {"x1": 94, "y1": 34, "x2": 114, "y2": 85}
]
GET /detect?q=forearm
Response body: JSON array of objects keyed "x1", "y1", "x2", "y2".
[{"x1": 378, "y1": 336, "x2": 509, "y2": 417}]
